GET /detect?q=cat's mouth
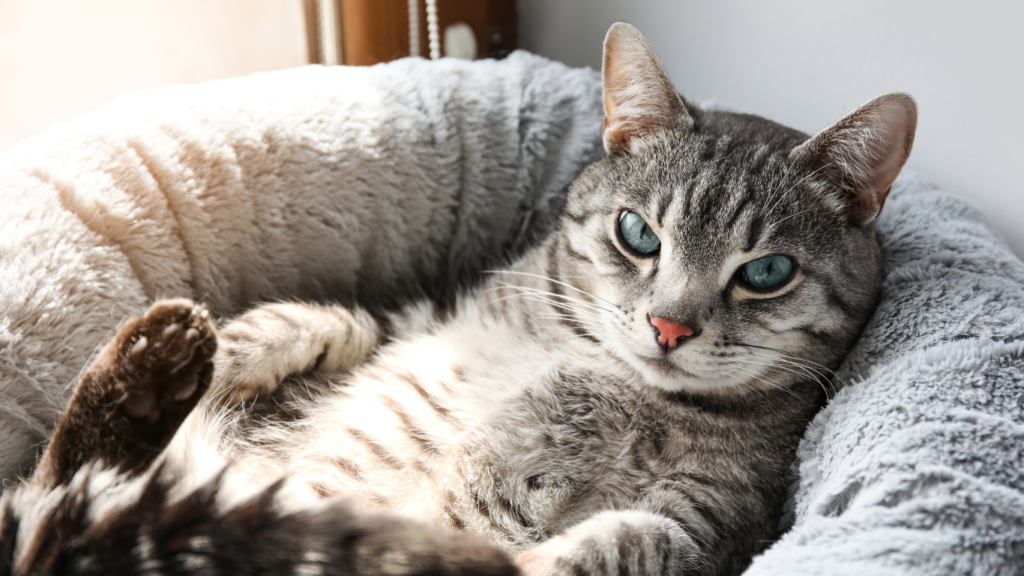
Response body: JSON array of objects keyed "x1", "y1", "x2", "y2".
[
  {"x1": 624, "y1": 351, "x2": 724, "y2": 392},
  {"x1": 638, "y1": 354, "x2": 699, "y2": 379}
]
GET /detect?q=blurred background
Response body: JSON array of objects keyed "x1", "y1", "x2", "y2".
[
  {"x1": 0, "y1": 0, "x2": 516, "y2": 152},
  {"x1": 2, "y1": 0, "x2": 1021, "y2": 256}
]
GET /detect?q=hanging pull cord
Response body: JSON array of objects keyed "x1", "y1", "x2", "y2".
[{"x1": 425, "y1": 0, "x2": 441, "y2": 59}]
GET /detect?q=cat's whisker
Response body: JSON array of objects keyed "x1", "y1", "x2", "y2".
[
  {"x1": 512, "y1": 302, "x2": 608, "y2": 333},
  {"x1": 729, "y1": 365, "x2": 791, "y2": 392},
  {"x1": 721, "y1": 355, "x2": 802, "y2": 393},
  {"x1": 489, "y1": 280, "x2": 618, "y2": 315},
  {"x1": 736, "y1": 346, "x2": 841, "y2": 397},
  {"x1": 492, "y1": 293, "x2": 608, "y2": 325},
  {"x1": 724, "y1": 365, "x2": 801, "y2": 400},
  {"x1": 537, "y1": 302, "x2": 610, "y2": 325},
  {"x1": 760, "y1": 158, "x2": 796, "y2": 217},
  {"x1": 736, "y1": 354, "x2": 808, "y2": 380},
  {"x1": 533, "y1": 309, "x2": 605, "y2": 332},
  {"x1": 741, "y1": 349, "x2": 827, "y2": 384},
  {"x1": 535, "y1": 314, "x2": 608, "y2": 333},
  {"x1": 488, "y1": 291, "x2": 575, "y2": 310},
  {"x1": 487, "y1": 270, "x2": 623, "y2": 312},
  {"x1": 767, "y1": 208, "x2": 814, "y2": 230},
  {"x1": 763, "y1": 161, "x2": 834, "y2": 229},
  {"x1": 739, "y1": 344, "x2": 846, "y2": 390},
  {"x1": 734, "y1": 343, "x2": 836, "y2": 375},
  {"x1": 745, "y1": 350, "x2": 831, "y2": 382},
  {"x1": 532, "y1": 311, "x2": 602, "y2": 325},
  {"x1": 545, "y1": 311, "x2": 608, "y2": 335},
  {"x1": 764, "y1": 161, "x2": 832, "y2": 216},
  {"x1": 719, "y1": 365, "x2": 774, "y2": 401},
  {"x1": 547, "y1": 325, "x2": 609, "y2": 343},
  {"x1": 492, "y1": 296, "x2": 615, "y2": 330},
  {"x1": 733, "y1": 355, "x2": 832, "y2": 399},
  {"x1": 488, "y1": 284, "x2": 617, "y2": 317},
  {"x1": 491, "y1": 283, "x2": 619, "y2": 316}
]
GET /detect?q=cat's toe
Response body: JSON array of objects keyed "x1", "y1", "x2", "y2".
[
  {"x1": 170, "y1": 373, "x2": 201, "y2": 401},
  {"x1": 122, "y1": 390, "x2": 156, "y2": 419}
]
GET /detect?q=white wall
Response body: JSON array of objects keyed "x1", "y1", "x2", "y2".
[
  {"x1": 519, "y1": 0, "x2": 1024, "y2": 257},
  {"x1": 0, "y1": 0, "x2": 307, "y2": 152}
]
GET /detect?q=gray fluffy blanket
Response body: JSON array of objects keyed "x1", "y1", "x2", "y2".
[{"x1": 1, "y1": 52, "x2": 1022, "y2": 573}]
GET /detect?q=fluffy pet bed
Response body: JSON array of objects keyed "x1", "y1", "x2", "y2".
[{"x1": 1, "y1": 53, "x2": 1021, "y2": 573}]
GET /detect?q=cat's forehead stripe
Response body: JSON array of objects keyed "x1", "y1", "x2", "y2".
[
  {"x1": 655, "y1": 185, "x2": 676, "y2": 227},
  {"x1": 724, "y1": 189, "x2": 754, "y2": 231},
  {"x1": 744, "y1": 217, "x2": 765, "y2": 253}
]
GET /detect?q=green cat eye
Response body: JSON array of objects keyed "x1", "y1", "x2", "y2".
[
  {"x1": 618, "y1": 211, "x2": 661, "y2": 255},
  {"x1": 742, "y1": 255, "x2": 794, "y2": 290}
]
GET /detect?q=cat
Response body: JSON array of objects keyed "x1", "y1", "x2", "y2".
[{"x1": 1, "y1": 22, "x2": 916, "y2": 576}]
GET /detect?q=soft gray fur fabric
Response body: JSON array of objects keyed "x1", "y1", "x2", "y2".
[
  {"x1": 0, "y1": 52, "x2": 603, "y2": 482},
  {"x1": 747, "y1": 171, "x2": 1024, "y2": 574}
]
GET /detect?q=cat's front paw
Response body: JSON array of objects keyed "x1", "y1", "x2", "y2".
[
  {"x1": 514, "y1": 534, "x2": 576, "y2": 576},
  {"x1": 209, "y1": 303, "x2": 314, "y2": 405},
  {"x1": 209, "y1": 302, "x2": 381, "y2": 405},
  {"x1": 516, "y1": 537, "x2": 672, "y2": 576},
  {"x1": 514, "y1": 511, "x2": 690, "y2": 576}
]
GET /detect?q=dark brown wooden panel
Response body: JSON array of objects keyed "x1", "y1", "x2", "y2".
[
  {"x1": 341, "y1": 0, "x2": 410, "y2": 66},
  {"x1": 338, "y1": 0, "x2": 516, "y2": 65}
]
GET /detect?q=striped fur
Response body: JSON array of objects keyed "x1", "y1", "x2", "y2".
[
  {"x1": 1, "y1": 23, "x2": 916, "y2": 576},
  {"x1": 1, "y1": 463, "x2": 517, "y2": 576}
]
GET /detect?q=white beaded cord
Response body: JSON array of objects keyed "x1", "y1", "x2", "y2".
[{"x1": 425, "y1": 0, "x2": 440, "y2": 60}]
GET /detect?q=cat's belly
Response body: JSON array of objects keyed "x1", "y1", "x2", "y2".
[{"x1": 255, "y1": 325, "x2": 667, "y2": 552}]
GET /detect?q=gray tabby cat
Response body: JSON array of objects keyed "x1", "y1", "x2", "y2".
[{"x1": 2, "y1": 23, "x2": 916, "y2": 576}]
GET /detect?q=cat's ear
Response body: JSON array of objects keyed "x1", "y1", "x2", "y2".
[
  {"x1": 791, "y1": 93, "x2": 917, "y2": 226},
  {"x1": 602, "y1": 23, "x2": 692, "y2": 156}
]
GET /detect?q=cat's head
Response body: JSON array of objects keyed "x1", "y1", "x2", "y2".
[{"x1": 560, "y1": 23, "x2": 916, "y2": 395}]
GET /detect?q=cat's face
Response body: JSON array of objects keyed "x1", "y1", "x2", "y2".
[{"x1": 558, "y1": 24, "x2": 916, "y2": 395}]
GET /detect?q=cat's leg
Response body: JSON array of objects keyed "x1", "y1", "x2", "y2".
[
  {"x1": 33, "y1": 299, "x2": 216, "y2": 486},
  {"x1": 514, "y1": 510, "x2": 702, "y2": 576},
  {"x1": 210, "y1": 302, "x2": 381, "y2": 404}
]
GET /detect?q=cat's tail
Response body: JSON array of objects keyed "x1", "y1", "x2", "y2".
[{"x1": 0, "y1": 461, "x2": 518, "y2": 576}]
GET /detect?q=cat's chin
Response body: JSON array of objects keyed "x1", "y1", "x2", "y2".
[{"x1": 624, "y1": 353, "x2": 743, "y2": 395}]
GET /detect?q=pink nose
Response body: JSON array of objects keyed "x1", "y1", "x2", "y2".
[{"x1": 650, "y1": 317, "x2": 694, "y2": 351}]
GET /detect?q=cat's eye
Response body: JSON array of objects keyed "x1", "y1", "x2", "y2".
[
  {"x1": 618, "y1": 211, "x2": 661, "y2": 255},
  {"x1": 741, "y1": 255, "x2": 794, "y2": 290}
]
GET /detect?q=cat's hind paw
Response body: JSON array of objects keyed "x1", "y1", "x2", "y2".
[
  {"x1": 116, "y1": 299, "x2": 217, "y2": 423},
  {"x1": 37, "y1": 299, "x2": 216, "y2": 484}
]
